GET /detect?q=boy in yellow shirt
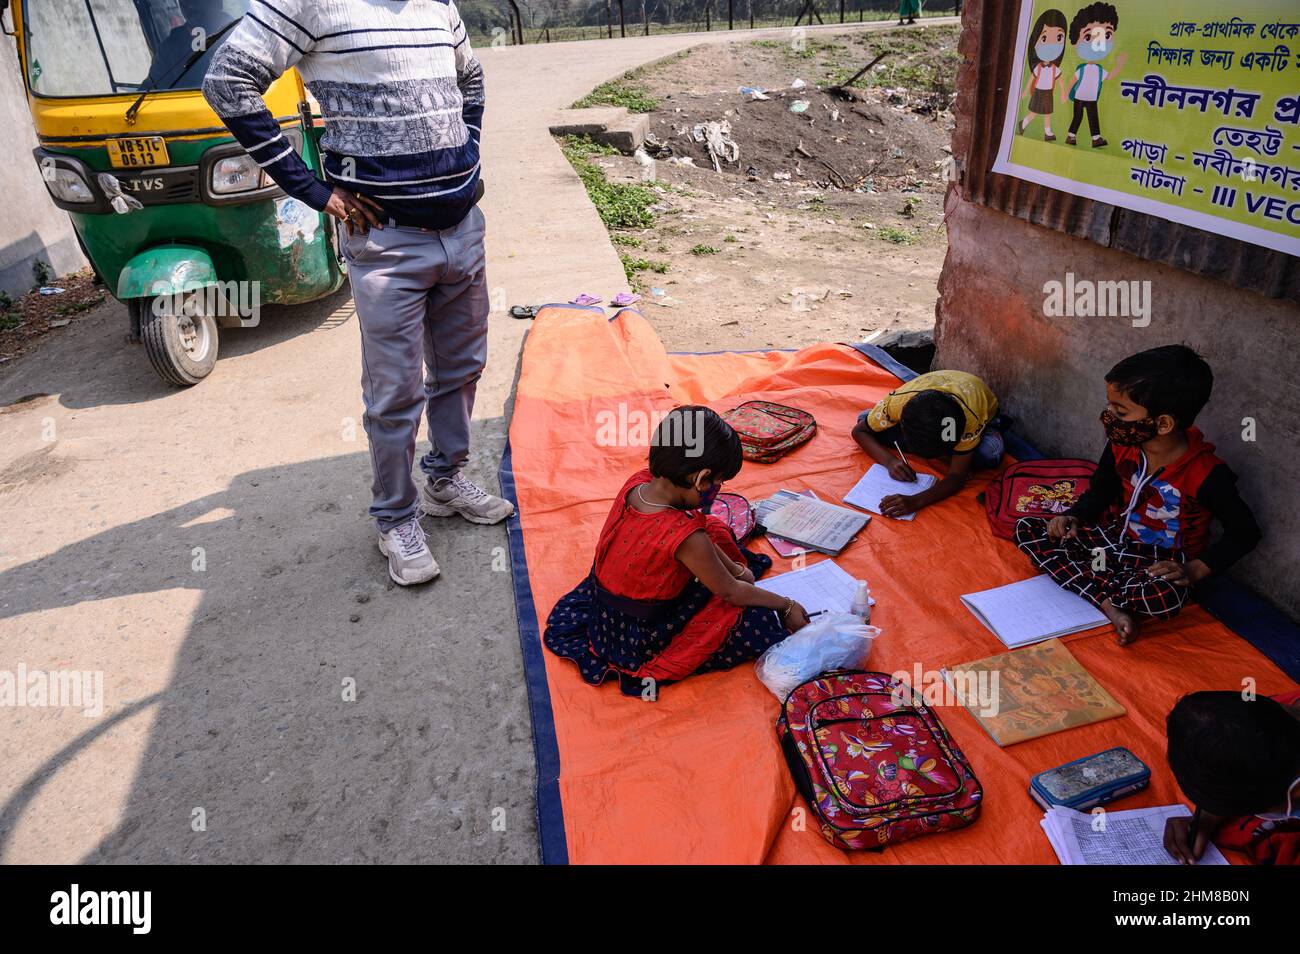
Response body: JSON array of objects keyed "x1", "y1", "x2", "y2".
[{"x1": 850, "y1": 370, "x2": 1003, "y2": 517}]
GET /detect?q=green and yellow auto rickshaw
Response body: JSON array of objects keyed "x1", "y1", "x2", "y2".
[{"x1": 4, "y1": 0, "x2": 344, "y2": 385}]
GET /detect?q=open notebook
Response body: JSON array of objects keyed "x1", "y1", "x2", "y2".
[
  {"x1": 1041, "y1": 805, "x2": 1228, "y2": 865},
  {"x1": 961, "y1": 575, "x2": 1109, "y2": 648},
  {"x1": 842, "y1": 464, "x2": 937, "y2": 521},
  {"x1": 756, "y1": 559, "x2": 873, "y2": 616}
]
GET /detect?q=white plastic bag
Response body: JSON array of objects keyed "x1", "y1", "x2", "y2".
[{"x1": 755, "y1": 613, "x2": 880, "y2": 700}]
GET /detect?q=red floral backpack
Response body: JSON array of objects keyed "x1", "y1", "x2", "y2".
[
  {"x1": 777, "y1": 671, "x2": 983, "y2": 850},
  {"x1": 721, "y1": 401, "x2": 816, "y2": 463},
  {"x1": 982, "y1": 458, "x2": 1098, "y2": 540}
]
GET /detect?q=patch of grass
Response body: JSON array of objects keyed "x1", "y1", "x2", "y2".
[
  {"x1": 690, "y1": 244, "x2": 720, "y2": 256},
  {"x1": 610, "y1": 233, "x2": 643, "y2": 248},
  {"x1": 0, "y1": 292, "x2": 19, "y2": 332},
  {"x1": 55, "y1": 297, "x2": 102, "y2": 317},
  {"x1": 571, "y1": 76, "x2": 659, "y2": 113},
  {"x1": 559, "y1": 134, "x2": 619, "y2": 161},
  {"x1": 876, "y1": 225, "x2": 920, "y2": 245},
  {"x1": 560, "y1": 135, "x2": 658, "y2": 230},
  {"x1": 620, "y1": 254, "x2": 670, "y2": 287},
  {"x1": 724, "y1": 234, "x2": 737, "y2": 243}
]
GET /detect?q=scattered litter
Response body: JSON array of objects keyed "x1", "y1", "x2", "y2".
[
  {"x1": 862, "y1": 222, "x2": 877, "y2": 229},
  {"x1": 789, "y1": 100, "x2": 810, "y2": 114},
  {"x1": 889, "y1": 146, "x2": 905, "y2": 159},
  {"x1": 745, "y1": 165, "x2": 759, "y2": 181},
  {"x1": 643, "y1": 133, "x2": 674, "y2": 159},
  {"x1": 666, "y1": 156, "x2": 696, "y2": 167},
  {"x1": 772, "y1": 171, "x2": 792, "y2": 181},
  {"x1": 690, "y1": 120, "x2": 740, "y2": 173},
  {"x1": 739, "y1": 86, "x2": 769, "y2": 101},
  {"x1": 48, "y1": 318, "x2": 71, "y2": 328},
  {"x1": 38, "y1": 287, "x2": 65, "y2": 295},
  {"x1": 791, "y1": 78, "x2": 807, "y2": 89}
]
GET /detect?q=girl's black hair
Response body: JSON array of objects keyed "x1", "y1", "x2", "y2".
[
  {"x1": 648, "y1": 405, "x2": 743, "y2": 488},
  {"x1": 1027, "y1": 8, "x2": 1069, "y2": 71},
  {"x1": 899, "y1": 390, "x2": 964, "y2": 459},
  {"x1": 1167, "y1": 691, "x2": 1300, "y2": 818},
  {"x1": 1106, "y1": 344, "x2": 1213, "y2": 427}
]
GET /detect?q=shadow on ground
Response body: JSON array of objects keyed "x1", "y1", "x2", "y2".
[{"x1": 0, "y1": 424, "x2": 537, "y2": 863}]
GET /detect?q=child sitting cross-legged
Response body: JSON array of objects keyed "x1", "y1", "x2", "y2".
[
  {"x1": 544, "y1": 406, "x2": 810, "y2": 696},
  {"x1": 1015, "y1": 345, "x2": 1261, "y2": 645}
]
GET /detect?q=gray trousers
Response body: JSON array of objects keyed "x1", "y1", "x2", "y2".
[{"x1": 343, "y1": 206, "x2": 489, "y2": 530}]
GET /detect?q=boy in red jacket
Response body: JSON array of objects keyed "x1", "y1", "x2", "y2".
[{"x1": 1015, "y1": 345, "x2": 1261, "y2": 644}]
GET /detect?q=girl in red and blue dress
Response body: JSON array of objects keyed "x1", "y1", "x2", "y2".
[{"x1": 544, "y1": 406, "x2": 810, "y2": 696}]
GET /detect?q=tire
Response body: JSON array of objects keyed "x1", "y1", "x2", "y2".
[{"x1": 133, "y1": 293, "x2": 219, "y2": 387}]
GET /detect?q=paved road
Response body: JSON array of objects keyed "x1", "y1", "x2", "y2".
[{"x1": 0, "y1": 19, "x2": 955, "y2": 864}]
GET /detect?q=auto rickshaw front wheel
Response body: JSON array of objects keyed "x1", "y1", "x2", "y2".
[{"x1": 130, "y1": 293, "x2": 219, "y2": 387}]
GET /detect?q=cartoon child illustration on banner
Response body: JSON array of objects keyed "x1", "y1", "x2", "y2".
[
  {"x1": 1066, "y1": 2, "x2": 1128, "y2": 148},
  {"x1": 1018, "y1": 8, "x2": 1068, "y2": 141}
]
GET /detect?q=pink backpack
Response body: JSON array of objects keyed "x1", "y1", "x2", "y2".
[{"x1": 778, "y1": 671, "x2": 983, "y2": 850}]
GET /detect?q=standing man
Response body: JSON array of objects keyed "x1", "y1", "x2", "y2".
[{"x1": 204, "y1": 0, "x2": 513, "y2": 586}]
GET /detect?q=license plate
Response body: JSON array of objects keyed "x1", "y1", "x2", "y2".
[{"x1": 107, "y1": 136, "x2": 170, "y2": 168}]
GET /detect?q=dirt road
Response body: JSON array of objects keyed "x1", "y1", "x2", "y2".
[{"x1": 0, "y1": 18, "x2": 955, "y2": 864}]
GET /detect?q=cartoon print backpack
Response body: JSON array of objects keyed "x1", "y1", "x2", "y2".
[
  {"x1": 708, "y1": 492, "x2": 756, "y2": 541},
  {"x1": 777, "y1": 671, "x2": 983, "y2": 851},
  {"x1": 982, "y1": 458, "x2": 1098, "y2": 540},
  {"x1": 721, "y1": 401, "x2": 816, "y2": 463}
]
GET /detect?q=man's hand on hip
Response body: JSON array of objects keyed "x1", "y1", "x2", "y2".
[{"x1": 325, "y1": 187, "x2": 386, "y2": 234}]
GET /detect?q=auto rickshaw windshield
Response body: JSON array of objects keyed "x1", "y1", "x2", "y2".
[{"x1": 22, "y1": 0, "x2": 250, "y2": 97}]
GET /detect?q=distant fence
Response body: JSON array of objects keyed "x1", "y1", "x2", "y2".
[{"x1": 466, "y1": 0, "x2": 960, "y2": 47}]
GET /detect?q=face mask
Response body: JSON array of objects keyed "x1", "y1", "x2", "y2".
[
  {"x1": 696, "y1": 482, "x2": 720, "y2": 513},
  {"x1": 1077, "y1": 37, "x2": 1112, "y2": 62},
  {"x1": 1101, "y1": 408, "x2": 1159, "y2": 446},
  {"x1": 1256, "y1": 774, "x2": 1300, "y2": 822},
  {"x1": 1035, "y1": 42, "x2": 1064, "y2": 62}
]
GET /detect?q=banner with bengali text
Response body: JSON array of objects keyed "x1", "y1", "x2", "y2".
[{"x1": 992, "y1": 1, "x2": 1300, "y2": 257}]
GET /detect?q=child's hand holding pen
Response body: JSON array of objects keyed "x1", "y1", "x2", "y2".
[{"x1": 887, "y1": 441, "x2": 917, "y2": 483}]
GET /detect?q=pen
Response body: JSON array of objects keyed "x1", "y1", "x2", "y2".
[
  {"x1": 1187, "y1": 805, "x2": 1201, "y2": 859},
  {"x1": 893, "y1": 441, "x2": 915, "y2": 481}
]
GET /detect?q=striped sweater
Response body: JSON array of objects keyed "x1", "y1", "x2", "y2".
[{"x1": 202, "y1": 0, "x2": 484, "y2": 229}]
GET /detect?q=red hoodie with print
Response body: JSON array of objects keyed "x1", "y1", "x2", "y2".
[{"x1": 1109, "y1": 427, "x2": 1222, "y2": 557}]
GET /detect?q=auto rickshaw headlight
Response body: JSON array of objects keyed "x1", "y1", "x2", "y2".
[
  {"x1": 210, "y1": 154, "x2": 264, "y2": 195},
  {"x1": 43, "y1": 166, "x2": 95, "y2": 205}
]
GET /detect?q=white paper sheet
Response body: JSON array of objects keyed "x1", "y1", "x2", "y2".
[
  {"x1": 961, "y1": 575, "x2": 1109, "y2": 648},
  {"x1": 843, "y1": 464, "x2": 938, "y2": 521},
  {"x1": 761, "y1": 498, "x2": 868, "y2": 554},
  {"x1": 756, "y1": 560, "x2": 873, "y2": 616},
  {"x1": 1040, "y1": 805, "x2": 1229, "y2": 866}
]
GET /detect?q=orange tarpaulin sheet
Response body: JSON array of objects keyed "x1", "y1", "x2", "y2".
[{"x1": 502, "y1": 306, "x2": 1296, "y2": 865}]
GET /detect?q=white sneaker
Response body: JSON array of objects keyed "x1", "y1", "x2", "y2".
[
  {"x1": 418, "y1": 472, "x2": 515, "y2": 525},
  {"x1": 377, "y1": 517, "x2": 440, "y2": 586}
]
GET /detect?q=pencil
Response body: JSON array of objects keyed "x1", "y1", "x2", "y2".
[
  {"x1": 1188, "y1": 805, "x2": 1201, "y2": 858},
  {"x1": 893, "y1": 441, "x2": 915, "y2": 480}
]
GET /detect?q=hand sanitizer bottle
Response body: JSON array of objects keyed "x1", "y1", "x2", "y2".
[{"x1": 851, "y1": 580, "x2": 872, "y2": 623}]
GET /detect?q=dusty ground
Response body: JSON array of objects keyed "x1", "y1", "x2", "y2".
[
  {"x1": 565, "y1": 27, "x2": 958, "y2": 349},
  {"x1": 0, "y1": 270, "x2": 106, "y2": 366},
  {"x1": 0, "y1": 19, "x2": 956, "y2": 866}
]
